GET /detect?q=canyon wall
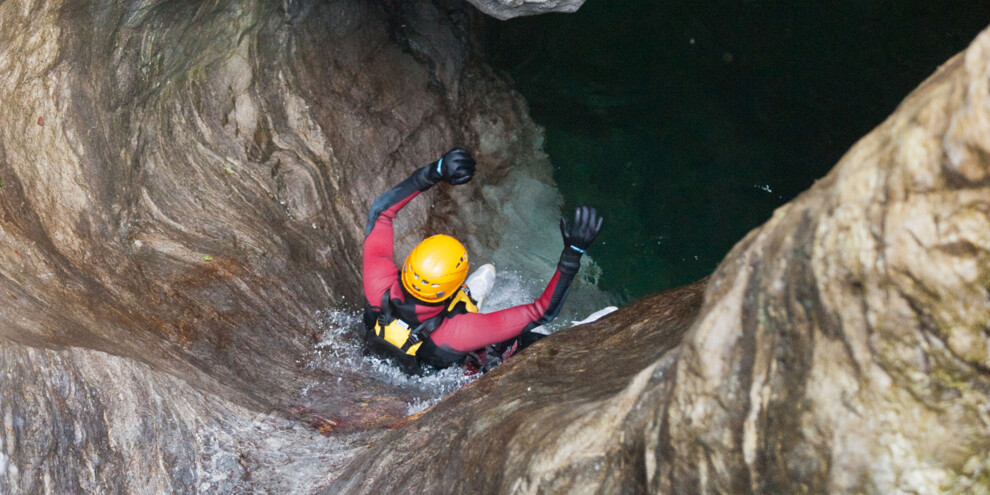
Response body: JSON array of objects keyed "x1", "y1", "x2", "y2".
[
  {"x1": 1, "y1": 0, "x2": 987, "y2": 493},
  {"x1": 0, "y1": 0, "x2": 570, "y2": 491}
]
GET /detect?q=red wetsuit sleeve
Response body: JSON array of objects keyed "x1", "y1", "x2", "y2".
[
  {"x1": 362, "y1": 191, "x2": 419, "y2": 306},
  {"x1": 428, "y1": 271, "x2": 565, "y2": 352},
  {"x1": 362, "y1": 163, "x2": 440, "y2": 307}
]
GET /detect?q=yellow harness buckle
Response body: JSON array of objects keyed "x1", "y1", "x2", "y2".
[
  {"x1": 377, "y1": 318, "x2": 423, "y2": 355},
  {"x1": 372, "y1": 286, "x2": 478, "y2": 356}
]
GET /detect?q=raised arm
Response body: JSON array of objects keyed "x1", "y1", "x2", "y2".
[
  {"x1": 362, "y1": 148, "x2": 477, "y2": 305},
  {"x1": 429, "y1": 206, "x2": 604, "y2": 351}
]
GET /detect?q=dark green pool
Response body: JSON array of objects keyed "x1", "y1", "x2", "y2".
[{"x1": 485, "y1": 1, "x2": 990, "y2": 301}]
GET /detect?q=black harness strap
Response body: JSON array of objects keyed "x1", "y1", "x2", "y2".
[
  {"x1": 376, "y1": 291, "x2": 392, "y2": 332},
  {"x1": 375, "y1": 290, "x2": 450, "y2": 353},
  {"x1": 366, "y1": 287, "x2": 483, "y2": 371},
  {"x1": 400, "y1": 316, "x2": 444, "y2": 352}
]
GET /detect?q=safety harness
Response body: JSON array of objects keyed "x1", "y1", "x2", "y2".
[{"x1": 363, "y1": 286, "x2": 478, "y2": 369}]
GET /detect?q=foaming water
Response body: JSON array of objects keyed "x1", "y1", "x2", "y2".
[
  {"x1": 483, "y1": 269, "x2": 572, "y2": 334},
  {"x1": 306, "y1": 267, "x2": 562, "y2": 414}
]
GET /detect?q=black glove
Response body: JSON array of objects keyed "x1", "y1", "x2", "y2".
[
  {"x1": 560, "y1": 205, "x2": 603, "y2": 253},
  {"x1": 557, "y1": 205, "x2": 603, "y2": 274},
  {"x1": 427, "y1": 147, "x2": 476, "y2": 185}
]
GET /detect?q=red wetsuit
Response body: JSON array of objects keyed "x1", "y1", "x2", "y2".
[{"x1": 362, "y1": 165, "x2": 580, "y2": 367}]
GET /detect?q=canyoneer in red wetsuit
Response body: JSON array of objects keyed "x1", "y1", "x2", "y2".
[{"x1": 361, "y1": 147, "x2": 603, "y2": 373}]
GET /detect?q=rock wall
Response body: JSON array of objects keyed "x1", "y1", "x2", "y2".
[
  {"x1": 329, "y1": 26, "x2": 990, "y2": 494},
  {"x1": 0, "y1": 339, "x2": 347, "y2": 493},
  {"x1": 0, "y1": 0, "x2": 559, "y2": 411},
  {"x1": 0, "y1": 0, "x2": 580, "y2": 491},
  {"x1": 2, "y1": 0, "x2": 987, "y2": 493},
  {"x1": 656, "y1": 28, "x2": 990, "y2": 494},
  {"x1": 326, "y1": 280, "x2": 708, "y2": 494}
]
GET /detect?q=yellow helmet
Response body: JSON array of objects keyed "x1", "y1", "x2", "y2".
[{"x1": 401, "y1": 234, "x2": 469, "y2": 303}]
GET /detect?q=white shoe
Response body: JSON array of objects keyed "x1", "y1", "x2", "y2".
[
  {"x1": 571, "y1": 306, "x2": 618, "y2": 326},
  {"x1": 465, "y1": 263, "x2": 496, "y2": 311},
  {"x1": 529, "y1": 325, "x2": 549, "y2": 335}
]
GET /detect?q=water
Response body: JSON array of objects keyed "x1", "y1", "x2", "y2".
[
  {"x1": 485, "y1": 1, "x2": 990, "y2": 301},
  {"x1": 307, "y1": 268, "x2": 574, "y2": 413}
]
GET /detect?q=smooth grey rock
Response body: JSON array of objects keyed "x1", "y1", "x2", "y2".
[
  {"x1": 0, "y1": 340, "x2": 348, "y2": 494},
  {"x1": 465, "y1": 0, "x2": 587, "y2": 20}
]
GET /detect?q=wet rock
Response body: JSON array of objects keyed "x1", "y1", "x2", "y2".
[
  {"x1": 2, "y1": 0, "x2": 987, "y2": 492},
  {"x1": 0, "y1": 0, "x2": 554, "y2": 411},
  {"x1": 326, "y1": 281, "x2": 708, "y2": 494},
  {"x1": 0, "y1": 0, "x2": 571, "y2": 490},
  {"x1": 0, "y1": 340, "x2": 348, "y2": 493}
]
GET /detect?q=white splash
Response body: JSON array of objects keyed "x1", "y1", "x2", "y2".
[
  {"x1": 308, "y1": 309, "x2": 478, "y2": 410},
  {"x1": 306, "y1": 266, "x2": 600, "y2": 412}
]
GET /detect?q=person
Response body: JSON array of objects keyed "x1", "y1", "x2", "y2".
[{"x1": 361, "y1": 147, "x2": 603, "y2": 373}]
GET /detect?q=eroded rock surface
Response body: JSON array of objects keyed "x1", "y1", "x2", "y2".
[
  {"x1": 0, "y1": 339, "x2": 349, "y2": 493},
  {"x1": 0, "y1": 0, "x2": 581, "y2": 491},
  {"x1": 2, "y1": 0, "x2": 988, "y2": 492},
  {"x1": 330, "y1": 27, "x2": 990, "y2": 494},
  {"x1": 0, "y1": 0, "x2": 558, "y2": 409},
  {"x1": 326, "y1": 281, "x2": 708, "y2": 494}
]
